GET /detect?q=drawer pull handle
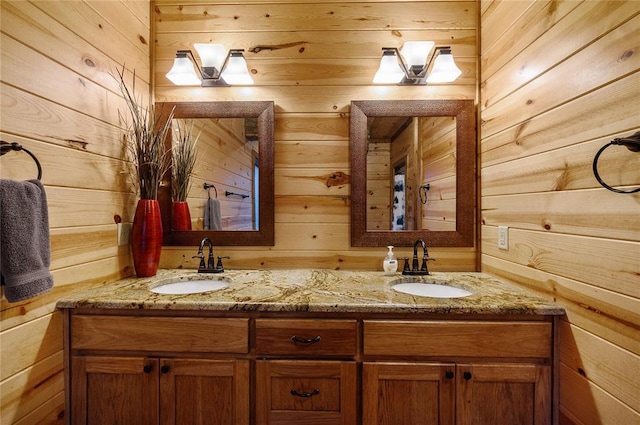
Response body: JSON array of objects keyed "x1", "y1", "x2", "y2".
[
  {"x1": 445, "y1": 371, "x2": 454, "y2": 379},
  {"x1": 463, "y1": 371, "x2": 473, "y2": 380},
  {"x1": 291, "y1": 335, "x2": 321, "y2": 345},
  {"x1": 161, "y1": 365, "x2": 170, "y2": 374},
  {"x1": 143, "y1": 365, "x2": 153, "y2": 374},
  {"x1": 290, "y1": 388, "x2": 320, "y2": 398}
]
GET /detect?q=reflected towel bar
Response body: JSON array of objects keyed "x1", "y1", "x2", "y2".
[{"x1": 225, "y1": 191, "x2": 249, "y2": 199}]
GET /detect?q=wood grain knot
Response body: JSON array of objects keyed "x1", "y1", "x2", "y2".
[{"x1": 326, "y1": 171, "x2": 349, "y2": 187}]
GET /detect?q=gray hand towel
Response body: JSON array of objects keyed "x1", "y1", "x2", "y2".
[
  {"x1": 203, "y1": 197, "x2": 222, "y2": 230},
  {"x1": 0, "y1": 179, "x2": 54, "y2": 302}
]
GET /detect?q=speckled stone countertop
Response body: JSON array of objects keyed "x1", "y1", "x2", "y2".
[{"x1": 56, "y1": 269, "x2": 564, "y2": 315}]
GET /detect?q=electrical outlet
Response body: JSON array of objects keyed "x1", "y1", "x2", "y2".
[
  {"x1": 497, "y1": 226, "x2": 509, "y2": 250},
  {"x1": 117, "y1": 223, "x2": 131, "y2": 246}
]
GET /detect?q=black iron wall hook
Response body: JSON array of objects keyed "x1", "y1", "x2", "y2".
[
  {"x1": 0, "y1": 141, "x2": 42, "y2": 180},
  {"x1": 592, "y1": 131, "x2": 640, "y2": 194}
]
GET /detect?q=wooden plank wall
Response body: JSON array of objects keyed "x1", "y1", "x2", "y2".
[
  {"x1": 422, "y1": 116, "x2": 457, "y2": 231},
  {"x1": 0, "y1": 1, "x2": 150, "y2": 423},
  {"x1": 183, "y1": 118, "x2": 255, "y2": 230},
  {"x1": 153, "y1": 0, "x2": 478, "y2": 271},
  {"x1": 479, "y1": 1, "x2": 640, "y2": 424},
  {"x1": 366, "y1": 139, "x2": 392, "y2": 230}
]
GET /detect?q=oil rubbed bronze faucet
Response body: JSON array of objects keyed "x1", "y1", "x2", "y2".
[
  {"x1": 193, "y1": 237, "x2": 228, "y2": 273},
  {"x1": 401, "y1": 239, "x2": 434, "y2": 275}
]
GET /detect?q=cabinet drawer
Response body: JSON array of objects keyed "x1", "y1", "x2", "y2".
[
  {"x1": 256, "y1": 360, "x2": 357, "y2": 424},
  {"x1": 255, "y1": 319, "x2": 357, "y2": 356},
  {"x1": 71, "y1": 315, "x2": 249, "y2": 353},
  {"x1": 363, "y1": 320, "x2": 552, "y2": 358}
]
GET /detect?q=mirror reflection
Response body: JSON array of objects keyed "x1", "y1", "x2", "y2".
[
  {"x1": 174, "y1": 117, "x2": 260, "y2": 231},
  {"x1": 350, "y1": 99, "x2": 475, "y2": 248},
  {"x1": 158, "y1": 101, "x2": 274, "y2": 247},
  {"x1": 366, "y1": 116, "x2": 456, "y2": 232}
]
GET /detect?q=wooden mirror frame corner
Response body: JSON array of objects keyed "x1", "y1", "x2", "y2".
[
  {"x1": 350, "y1": 99, "x2": 477, "y2": 248},
  {"x1": 157, "y1": 101, "x2": 275, "y2": 246}
]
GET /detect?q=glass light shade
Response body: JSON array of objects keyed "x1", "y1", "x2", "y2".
[
  {"x1": 193, "y1": 43, "x2": 227, "y2": 70},
  {"x1": 373, "y1": 50, "x2": 405, "y2": 84},
  {"x1": 427, "y1": 51, "x2": 462, "y2": 83},
  {"x1": 400, "y1": 41, "x2": 435, "y2": 67},
  {"x1": 220, "y1": 51, "x2": 254, "y2": 85},
  {"x1": 165, "y1": 56, "x2": 201, "y2": 86}
]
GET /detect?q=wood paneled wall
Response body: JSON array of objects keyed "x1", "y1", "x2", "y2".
[
  {"x1": 422, "y1": 116, "x2": 457, "y2": 231},
  {"x1": 184, "y1": 118, "x2": 256, "y2": 230},
  {"x1": 153, "y1": 0, "x2": 478, "y2": 271},
  {"x1": 479, "y1": 1, "x2": 640, "y2": 424},
  {"x1": 3, "y1": 1, "x2": 637, "y2": 423},
  {"x1": 366, "y1": 138, "x2": 393, "y2": 230},
  {"x1": 0, "y1": 1, "x2": 150, "y2": 423}
]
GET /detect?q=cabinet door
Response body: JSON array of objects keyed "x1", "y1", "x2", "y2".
[
  {"x1": 256, "y1": 360, "x2": 357, "y2": 425},
  {"x1": 362, "y1": 362, "x2": 455, "y2": 425},
  {"x1": 457, "y1": 364, "x2": 551, "y2": 425},
  {"x1": 159, "y1": 359, "x2": 250, "y2": 425},
  {"x1": 71, "y1": 356, "x2": 158, "y2": 425}
]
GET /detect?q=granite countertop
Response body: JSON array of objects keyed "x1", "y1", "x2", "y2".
[{"x1": 56, "y1": 269, "x2": 564, "y2": 315}]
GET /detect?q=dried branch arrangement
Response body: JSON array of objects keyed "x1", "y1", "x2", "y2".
[
  {"x1": 171, "y1": 119, "x2": 200, "y2": 202},
  {"x1": 114, "y1": 66, "x2": 174, "y2": 200}
]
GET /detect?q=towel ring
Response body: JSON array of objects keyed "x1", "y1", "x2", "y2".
[
  {"x1": 203, "y1": 183, "x2": 217, "y2": 198},
  {"x1": 0, "y1": 141, "x2": 42, "y2": 180},
  {"x1": 592, "y1": 131, "x2": 640, "y2": 194}
]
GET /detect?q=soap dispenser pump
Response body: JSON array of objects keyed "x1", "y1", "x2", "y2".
[{"x1": 383, "y1": 246, "x2": 398, "y2": 275}]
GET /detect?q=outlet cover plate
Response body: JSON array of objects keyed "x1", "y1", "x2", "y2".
[
  {"x1": 497, "y1": 226, "x2": 509, "y2": 250},
  {"x1": 117, "y1": 223, "x2": 131, "y2": 246}
]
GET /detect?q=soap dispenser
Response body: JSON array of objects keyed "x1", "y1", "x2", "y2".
[{"x1": 383, "y1": 246, "x2": 398, "y2": 275}]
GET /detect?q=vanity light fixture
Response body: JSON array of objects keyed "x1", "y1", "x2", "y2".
[
  {"x1": 166, "y1": 43, "x2": 254, "y2": 86},
  {"x1": 373, "y1": 41, "x2": 462, "y2": 85}
]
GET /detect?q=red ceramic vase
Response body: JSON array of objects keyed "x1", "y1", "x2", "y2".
[
  {"x1": 171, "y1": 201, "x2": 192, "y2": 231},
  {"x1": 131, "y1": 199, "x2": 163, "y2": 277}
]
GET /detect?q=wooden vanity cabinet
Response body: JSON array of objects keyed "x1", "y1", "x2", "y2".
[
  {"x1": 67, "y1": 314, "x2": 250, "y2": 425},
  {"x1": 362, "y1": 320, "x2": 554, "y2": 425},
  {"x1": 64, "y1": 312, "x2": 556, "y2": 425}
]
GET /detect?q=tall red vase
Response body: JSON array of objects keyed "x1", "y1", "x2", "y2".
[
  {"x1": 171, "y1": 201, "x2": 192, "y2": 230},
  {"x1": 131, "y1": 199, "x2": 163, "y2": 277}
]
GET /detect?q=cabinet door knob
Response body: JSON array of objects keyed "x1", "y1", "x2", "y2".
[
  {"x1": 290, "y1": 388, "x2": 320, "y2": 398},
  {"x1": 463, "y1": 371, "x2": 472, "y2": 380},
  {"x1": 143, "y1": 364, "x2": 153, "y2": 374},
  {"x1": 290, "y1": 335, "x2": 321, "y2": 345},
  {"x1": 161, "y1": 365, "x2": 170, "y2": 374},
  {"x1": 445, "y1": 371, "x2": 454, "y2": 379}
]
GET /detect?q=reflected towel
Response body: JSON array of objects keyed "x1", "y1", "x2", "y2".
[
  {"x1": 392, "y1": 174, "x2": 405, "y2": 230},
  {"x1": 204, "y1": 198, "x2": 222, "y2": 230},
  {"x1": 0, "y1": 179, "x2": 54, "y2": 302}
]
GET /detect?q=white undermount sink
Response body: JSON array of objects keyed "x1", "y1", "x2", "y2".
[
  {"x1": 392, "y1": 281, "x2": 472, "y2": 298},
  {"x1": 150, "y1": 278, "x2": 230, "y2": 295}
]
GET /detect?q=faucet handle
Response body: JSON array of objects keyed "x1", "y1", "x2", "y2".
[
  {"x1": 192, "y1": 254, "x2": 206, "y2": 270},
  {"x1": 399, "y1": 258, "x2": 410, "y2": 273},
  {"x1": 420, "y1": 256, "x2": 436, "y2": 272},
  {"x1": 216, "y1": 256, "x2": 230, "y2": 271}
]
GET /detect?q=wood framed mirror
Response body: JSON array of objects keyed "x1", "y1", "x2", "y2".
[
  {"x1": 158, "y1": 101, "x2": 274, "y2": 246},
  {"x1": 350, "y1": 99, "x2": 476, "y2": 247}
]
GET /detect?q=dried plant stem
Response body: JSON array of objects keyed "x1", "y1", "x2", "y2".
[
  {"x1": 114, "y1": 66, "x2": 174, "y2": 200},
  {"x1": 172, "y1": 119, "x2": 200, "y2": 202}
]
